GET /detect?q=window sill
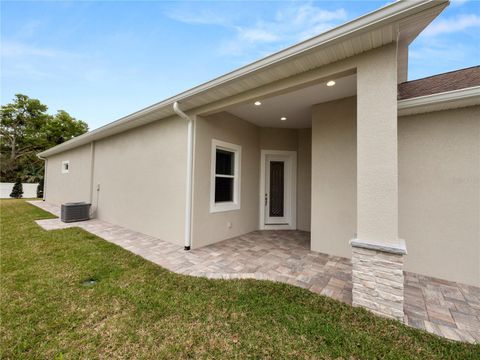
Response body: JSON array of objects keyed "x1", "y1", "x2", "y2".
[{"x1": 210, "y1": 202, "x2": 240, "y2": 213}]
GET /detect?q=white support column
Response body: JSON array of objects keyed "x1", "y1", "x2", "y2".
[{"x1": 352, "y1": 44, "x2": 406, "y2": 321}]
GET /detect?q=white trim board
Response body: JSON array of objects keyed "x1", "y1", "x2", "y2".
[{"x1": 259, "y1": 150, "x2": 297, "y2": 230}]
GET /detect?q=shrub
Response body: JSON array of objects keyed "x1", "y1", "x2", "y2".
[{"x1": 10, "y1": 179, "x2": 23, "y2": 198}]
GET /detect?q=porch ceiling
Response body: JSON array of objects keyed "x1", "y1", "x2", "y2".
[{"x1": 227, "y1": 74, "x2": 356, "y2": 128}]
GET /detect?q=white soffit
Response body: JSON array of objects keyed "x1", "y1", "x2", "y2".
[
  {"x1": 227, "y1": 74, "x2": 357, "y2": 128},
  {"x1": 39, "y1": 0, "x2": 448, "y2": 157}
]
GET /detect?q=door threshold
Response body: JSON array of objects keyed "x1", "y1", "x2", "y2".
[{"x1": 261, "y1": 224, "x2": 296, "y2": 230}]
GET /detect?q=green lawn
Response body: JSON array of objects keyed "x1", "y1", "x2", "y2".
[{"x1": 1, "y1": 200, "x2": 479, "y2": 359}]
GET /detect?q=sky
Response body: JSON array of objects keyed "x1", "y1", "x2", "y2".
[{"x1": 2, "y1": 0, "x2": 479, "y2": 130}]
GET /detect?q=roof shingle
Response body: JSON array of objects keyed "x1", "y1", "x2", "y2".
[{"x1": 398, "y1": 66, "x2": 480, "y2": 100}]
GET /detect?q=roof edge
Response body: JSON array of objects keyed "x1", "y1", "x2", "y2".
[
  {"x1": 398, "y1": 86, "x2": 480, "y2": 115},
  {"x1": 38, "y1": 0, "x2": 448, "y2": 158}
]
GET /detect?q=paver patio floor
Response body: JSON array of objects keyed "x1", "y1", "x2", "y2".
[{"x1": 28, "y1": 200, "x2": 480, "y2": 343}]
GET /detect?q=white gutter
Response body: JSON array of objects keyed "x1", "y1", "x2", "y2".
[
  {"x1": 398, "y1": 86, "x2": 480, "y2": 115},
  {"x1": 173, "y1": 102, "x2": 194, "y2": 250}
]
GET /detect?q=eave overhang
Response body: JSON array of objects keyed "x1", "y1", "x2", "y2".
[{"x1": 39, "y1": 0, "x2": 448, "y2": 158}]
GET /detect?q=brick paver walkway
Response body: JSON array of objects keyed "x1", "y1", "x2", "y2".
[{"x1": 28, "y1": 200, "x2": 480, "y2": 343}]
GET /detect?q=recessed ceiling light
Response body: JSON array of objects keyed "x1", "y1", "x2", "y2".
[
  {"x1": 254, "y1": 101, "x2": 262, "y2": 106},
  {"x1": 326, "y1": 80, "x2": 336, "y2": 87},
  {"x1": 280, "y1": 117, "x2": 287, "y2": 121}
]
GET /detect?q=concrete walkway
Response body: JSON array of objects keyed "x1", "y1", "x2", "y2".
[{"x1": 28, "y1": 200, "x2": 480, "y2": 343}]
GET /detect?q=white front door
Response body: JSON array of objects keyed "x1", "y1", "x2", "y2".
[{"x1": 260, "y1": 150, "x2": 297, "y2": 229}]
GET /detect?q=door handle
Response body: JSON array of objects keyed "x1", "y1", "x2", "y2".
[{"x1": 265, "y1": 193, "x2": 268, "y2": 207}]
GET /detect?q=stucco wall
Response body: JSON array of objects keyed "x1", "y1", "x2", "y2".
[
  {"x1": 399, "y1": 106, "x2": 480, "y2": 286},
  {"x1": 45, "y1": 144, "x2": 92, "y2": 205},
  {"x1": 297, "y1": 129, "x2": 312, "y2": 232},
  {"x1": 45, "y1": 116, "x2": 187, "y2": 245},
  {"x1": 92, "y1": 116, "x2": 187, "y2": 245},
  {"x1": 356, "y1": 43, "x2": 398, "y2": 246},
  {"x1": 311, "y1": 99, "x2": 479, "y2": 286},
  {"x1": 192, "y1": 116, "x2": 312, "y2": 246},
  {"x1": 45, "y1": 109, "x2": 312, "y2": 248},
  {"x1": 311, "y1": 97, "x2": 357, "y2": 258},
  {"x1": 260, "y1": 128, "x2": 297, "y2": 151},
  {"x1": 192, "y1": 112, "x2": 260, "y2": 248}
]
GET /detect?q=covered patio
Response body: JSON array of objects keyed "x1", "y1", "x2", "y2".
[{"x1": 29, "y1": 200, "x2": 480, "y2": 343}]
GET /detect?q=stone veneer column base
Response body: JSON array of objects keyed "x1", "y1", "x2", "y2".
[{"x1": 350, "y1": 239, "x2": 407, "y2": 322}]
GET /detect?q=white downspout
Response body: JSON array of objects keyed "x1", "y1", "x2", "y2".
[{"x1": 173, "y1": 101, "x2": 194, "y2": 250}]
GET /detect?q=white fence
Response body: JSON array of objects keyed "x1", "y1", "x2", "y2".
[{"x1": 0, "y1": 183, "x2": 39, "y2": 199}]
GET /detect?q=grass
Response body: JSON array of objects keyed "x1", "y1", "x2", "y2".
[{"x1": 1, "y1": 199, "x2": 479, "y2": 359}]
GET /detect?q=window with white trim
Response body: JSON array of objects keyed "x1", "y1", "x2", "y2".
[
  {"x1": 61, "y1": 161, "x2": 70, "y2": 174},
  {"x1": 210, "y1": 140, "x2": 241, "y2": 213}
]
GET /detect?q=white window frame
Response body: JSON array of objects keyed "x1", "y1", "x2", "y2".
[
  {"x1": 210, "y1": 139, "x2": 241, "y2": 213},
  {"x1": 61, "y1": 160, "x2": 70, "y2": 174}
]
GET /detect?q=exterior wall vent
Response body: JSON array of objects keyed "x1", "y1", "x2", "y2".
[{"x1": 61, "y1": 202, "x2": 91, "y2": 223}]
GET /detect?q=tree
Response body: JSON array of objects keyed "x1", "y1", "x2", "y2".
[
  {"x1": 0, "y1": 94, "x2": 88, "y2": 182},
  {"x1": 10, "y1": 179, "x2": 23, "y2": 198},
  {"x1": 45, "y1": 110, "x2": 88, "y2": 146},
  {"x1": 1, "y1": 94, "x2": 49, "y2": 181}
]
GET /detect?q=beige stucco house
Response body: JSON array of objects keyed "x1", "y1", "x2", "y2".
[{"x1": 38, "y1": 0, "x2": 480, "y2": 321}]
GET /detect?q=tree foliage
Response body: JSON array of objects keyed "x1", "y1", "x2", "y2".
[{"x1": 1, "y1": 94, "x2": 88, "y2": 182}]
